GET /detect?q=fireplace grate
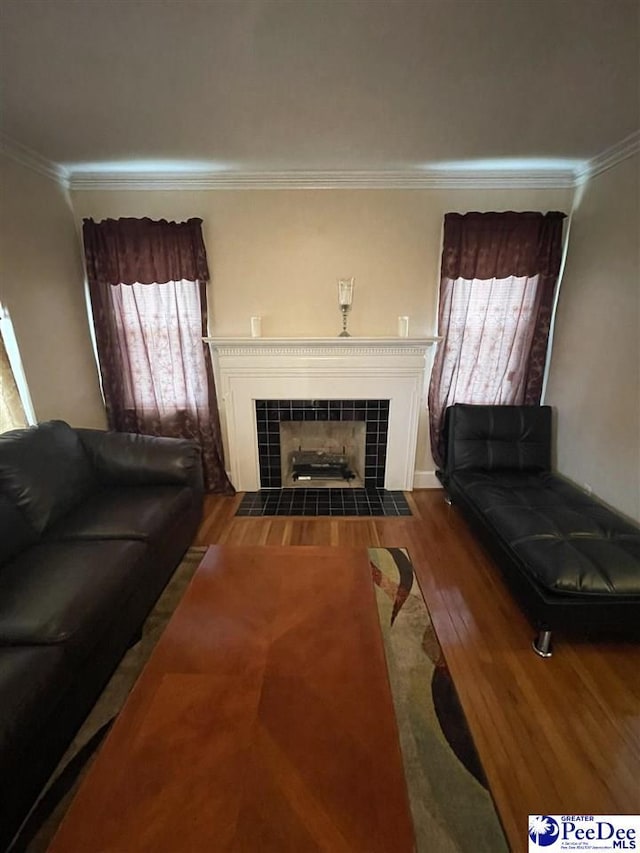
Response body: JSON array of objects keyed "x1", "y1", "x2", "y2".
[{"x1": 291, "y1": 450, "x2": 356, "y2": 482}]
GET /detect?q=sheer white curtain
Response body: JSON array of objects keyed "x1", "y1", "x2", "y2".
[
  {"x1": 111, "y1": 279, "x2": 208, "y2": 422},
  {"x1": 434, "y1": 274, "x2": 541, "y2": 407}
]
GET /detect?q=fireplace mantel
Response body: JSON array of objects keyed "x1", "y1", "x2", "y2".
[
  {"x1": 204, "y1": 336, "x2": 440, "y2": 357},
  {"x1": 205, "y1": 336, "x2": 440, "y2": 491}
]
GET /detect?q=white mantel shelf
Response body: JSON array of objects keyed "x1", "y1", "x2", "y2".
[
  {"x1": 206, "y1": 336, "x2": 439, "y2": 491},
  {"x1": 204, "y1": 336, "x2": 440, "y2": 356}
]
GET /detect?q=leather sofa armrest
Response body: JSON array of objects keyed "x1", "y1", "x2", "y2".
[{"x1": 76, "y1": 429, "x2": 204, "y2": 492}]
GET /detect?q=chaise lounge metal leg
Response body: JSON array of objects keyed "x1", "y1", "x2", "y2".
[
  {"x1": 444, "y1": 493, "x2": 452, "y2": 506},
  {"x1": 533, "y1": 629, "x2": 553, "y2": 658}
]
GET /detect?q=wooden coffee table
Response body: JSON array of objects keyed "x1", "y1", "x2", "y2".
[{"x1": 49, "y1": 546, "x2": 415, "y2": 852}]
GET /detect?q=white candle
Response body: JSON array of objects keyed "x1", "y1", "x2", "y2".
[
  {"x1": 250, "y1": 316, "x2": 262, "y2": 337},
  {"x1": 398, "y1": 316, "x2": 409, "y2": 337}
]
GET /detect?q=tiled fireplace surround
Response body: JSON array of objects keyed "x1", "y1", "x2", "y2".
[
  {"x1": 205, "y1": 338, "x2": 437, "y2": 492},
  {"x1": 256, "y1": 398, "x2": 390, "y2": 488}
]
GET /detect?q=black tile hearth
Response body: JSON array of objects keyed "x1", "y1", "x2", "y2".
[{"x1": 236, "y1": 489, "x2": 411, "y2": 517}]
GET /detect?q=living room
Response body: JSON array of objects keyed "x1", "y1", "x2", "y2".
[{"x1": 0, "y1": 1, "x2": 639, "y2": 851}]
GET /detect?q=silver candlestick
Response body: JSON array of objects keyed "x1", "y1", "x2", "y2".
[{"x1": 337, "y1": 277, "x2": 354, "y2": 337}]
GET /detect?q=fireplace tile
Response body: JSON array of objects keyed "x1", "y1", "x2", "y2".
[
  {"x1": 236, "y1": 488, "x2": 411, "y2": 517},
  {"x1": 255, "y1": 398, "x2": 390, "y2": 489}
]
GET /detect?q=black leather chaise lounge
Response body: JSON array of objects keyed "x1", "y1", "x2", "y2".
[{"x1": 438, "y1": 404, "x2": 640, "y2": 657}]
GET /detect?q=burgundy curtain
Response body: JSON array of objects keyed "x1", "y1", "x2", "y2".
[
  {"x1": 428, "y1": 211, "x2": 566, "y2": 468},
  {"x1": 83, "y1": 217, "x2": 234, "y2": 494}
]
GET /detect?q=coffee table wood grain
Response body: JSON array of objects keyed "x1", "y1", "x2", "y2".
[{"x1": 48, "y1": 545, "x2": 415, "y2": 852}]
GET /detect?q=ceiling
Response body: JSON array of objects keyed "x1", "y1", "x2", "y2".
[{"x1": 1, "y1": 0, "x2": 639, "y2": 177}]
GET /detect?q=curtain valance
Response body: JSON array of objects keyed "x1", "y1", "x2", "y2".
[
  {"x1": 82, "y1": 217, "x2": 210, "y2": 285},
  {"x1": 441, "y1": 211, "x2": 566, "y2": 281}
]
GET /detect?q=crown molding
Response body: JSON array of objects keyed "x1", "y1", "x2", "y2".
[
  {"x1": 67, "y1": 168, "x2": 577, "y2": 191},
  {"x1": 574, "y1": 130, "x2": 640, "y2": 184},
  {"x1": 2, "y1": 131, "x2": 637, "y2": 192},
  {"x1": 0, "y1": 133, "x2": 69, "y2": 187}
]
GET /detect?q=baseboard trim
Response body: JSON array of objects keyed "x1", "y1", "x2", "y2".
[{"x1": 413, "y1": 470, "x2": 442, "y2": 489}]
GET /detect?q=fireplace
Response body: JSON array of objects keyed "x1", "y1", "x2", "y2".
[
  {"x1": 205, "y1": 337, "x2": 438, "y2": 491},
  {"x1": 256, "y1": 399, "x2": 389, "y2": 488},
  {"x1": 284, "y1": 424, "x2": 364, "y2": 486}
]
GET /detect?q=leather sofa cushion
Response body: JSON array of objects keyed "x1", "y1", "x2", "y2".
[
  {"x1": 452, "y1": 471, "x2": 595, "y2": 512},
  {"x1": 45, "y1": 485, "x2": 193, "y2": 542},
  {"x1": 0, "y1": 421, "x2": 97, "y2": 535},
  {"x1": 445, "y1": 404, "x2": 551, "y2": 472},
  {"x1": 0, "y1": 494, "x2": 38, "y2": 566},
  {"x1": 512, "y1": 537, "x2": 640, "y2": 596},
  {"x1": 0, "y1": 540, "x2": 147, "y2": 657},
  {"x1": 451, "y1": 471, "x2": 640, "y2": 596},
  {"x1": 0, "y1": 645, "x2": 72, "y2": 768}
]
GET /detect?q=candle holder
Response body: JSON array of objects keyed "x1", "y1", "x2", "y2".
[{"x1": 337, "y1": 277, "x2": 354, "y2": 337}]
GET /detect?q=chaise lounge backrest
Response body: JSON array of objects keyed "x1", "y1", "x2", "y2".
[{"x1": 444, "y1": 404, "x2": 552, "y2": 475}]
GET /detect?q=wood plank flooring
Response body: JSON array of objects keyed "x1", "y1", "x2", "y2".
[{"x1": 195, "y1": 490, "x2": 640, "y2": 853}]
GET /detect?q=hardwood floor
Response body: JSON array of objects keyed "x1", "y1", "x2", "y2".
[{"x1": 195, "y1": 490, "x2": 640, "y2": 853}]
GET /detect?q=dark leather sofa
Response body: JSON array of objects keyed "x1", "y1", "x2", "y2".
[
  {"x1": 439, "y1": 404, "x2": 640, "y2": 657},
  {"x1": 0, "y1": 420, "x2": 204, "y2": 850}
]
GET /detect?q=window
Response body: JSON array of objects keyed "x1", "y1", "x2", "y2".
[
  {"x1": 437, "y1": 273, "x2": 540, "y2": 404},
  {"x1": 82, "y1": 216, "x2": 234, "y2": 493},
  {"x1": 0, "y1": 306, "x2": 34, "y2": 432},
  {"x1": 428, "y1": 212, "x2": 565, "y2": 467},
  {"x1": 111, "y1": 279, "x2": 208, "y2": 417}
]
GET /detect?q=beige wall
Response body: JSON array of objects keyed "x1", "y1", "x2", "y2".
[
  {"x1": 6, "y1": 158, "x2": 636, "y2": 496},
  {"x1": 71, "y1": 186, "x2": 571, "y2": 473},
  {"x1": 545, "y1": 154, "x2": 640, "y2": 520},
  {"x1": 0, "y1": 155, "x2": 106, "y2": 428}
]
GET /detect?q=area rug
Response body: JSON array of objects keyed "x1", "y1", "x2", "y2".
[
  {"x1": 369, "y1": 547, "x2": 507, "y2": 852},
  {"x1": 14, "y1": 547, "x2": 506, "y2": 852}
]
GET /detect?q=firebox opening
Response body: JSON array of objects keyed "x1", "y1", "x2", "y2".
[{"x1": 279, "y1": 421, "x2": 366, "y2": 488}]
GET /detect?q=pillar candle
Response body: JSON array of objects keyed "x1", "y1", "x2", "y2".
[{"x1": 398, "y1": 316, "x2": 409, "y2": 337}]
